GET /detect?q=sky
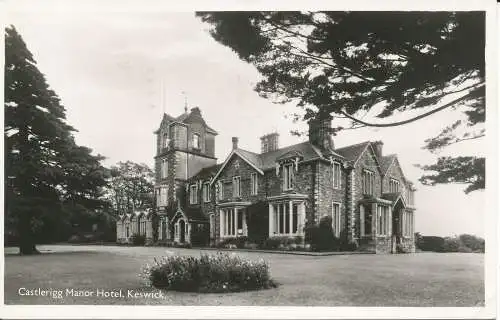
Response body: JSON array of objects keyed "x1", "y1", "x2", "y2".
[{"x1": 6, "y1": 2, "x2": 487, "y2": 237}]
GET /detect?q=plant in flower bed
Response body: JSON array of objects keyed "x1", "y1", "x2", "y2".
[{"x1": 140, "y1": 252, "x2": 278, "y2": 293}]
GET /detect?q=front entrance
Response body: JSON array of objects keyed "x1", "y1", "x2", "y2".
[
  {"x1": 179, "y1": 219, "x2": 186, "y2": 243},
  {"x1": 391, "y1": 197, "x2": 406, "y2": 253}
]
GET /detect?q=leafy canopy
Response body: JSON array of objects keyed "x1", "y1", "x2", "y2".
[{"x1": 196, "y1": 12, "x2": 485, "y2": 193}]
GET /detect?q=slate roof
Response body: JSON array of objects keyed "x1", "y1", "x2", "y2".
[
  {"x1": 189, "y1": 164, "x2": 222, "y2": 181},
  {"x1": 334, "y1": 141, "x2": 371, "y2": 163},
  {"x1": 155, "y1": 110, "x2": 218, "y2": 135},
  {"x1": 379, "y1": 154, "x2": 396, "y2": 176}
]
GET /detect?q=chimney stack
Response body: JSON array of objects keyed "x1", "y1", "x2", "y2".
[
  {"x1": 308, "y1": 116, "x2": 334, "y2": 150},
  {"x1": 232, "y1": 137, "x2": 239, "y2": 150},
  {"x1": 260, "y1": 133, "x2": 279, "y2": 153}
]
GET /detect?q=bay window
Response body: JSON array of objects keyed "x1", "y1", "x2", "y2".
[
  {"x1": 270, "y1": 202, "x2": 301, "y2": 236},
  {"x1": 220, "y1": 208, "x2": 246, "y2": 237},
  {"x1": 377, "y1": 205, "x2": 390, "y2": 236},
  {"x1": 360, "y1": 204, "x2": 373, "y2": 236},
  {"x1": 402, "y1": 211, "x2": 414, "y2": 237}
]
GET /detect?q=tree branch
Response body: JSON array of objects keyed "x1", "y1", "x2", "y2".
[{"x1": 336, "y1": 84, "x2": 484, "y2": 128}]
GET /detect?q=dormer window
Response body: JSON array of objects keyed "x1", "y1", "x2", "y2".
[
  {"x1": 193, "y1": 133, "x2": 200, "y2": 149},
  {"x1": 283, "y1": 163, "x2": 294, "y2": 190}
]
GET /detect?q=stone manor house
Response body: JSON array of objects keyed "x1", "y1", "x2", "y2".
[{"x1": 117, "y1": 106, "x2": 416, "y2": 253}]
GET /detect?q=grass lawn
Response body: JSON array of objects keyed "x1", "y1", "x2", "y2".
[{"x1": 4, "y1": 244, "x2": 484, "y2": 306}]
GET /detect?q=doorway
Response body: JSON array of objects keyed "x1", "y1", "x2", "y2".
[{"x1": 179, "y1": 219, "x2": 186, "y2": 243}]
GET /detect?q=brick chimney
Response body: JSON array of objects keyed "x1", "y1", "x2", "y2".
[
  {"x1": 308, "y1": 116, "x2": 334, "y2": 150},
  {"x1": 372, "y1": 141, "x2": 383, "y2": 158},
  {"x1": 232, "y1": 137, "x2": 239, "y2": 150},
  {"x1": 260, "y1": 133, "x2": 279, "y2": 153}
]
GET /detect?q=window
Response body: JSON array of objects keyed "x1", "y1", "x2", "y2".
[
  {"x1": 155, "y1": 188, "x2": 161, "y2": 207},
  {"x1": 377, "y1": 205, "x2": 390, "y2": 236},
  {"x1": 402, "y1": 211, "x2": 414, "y2": 237},
  {"x1": 126, "y1": 225, "x2": 130, "y2": 238},
  {"x1": 332, "y1": 202, "x2": 341, "y2": 237},
  {"x1": 250, "y1": 173, "x2": 258, "y2": 195},
  {"x1": 216, "y1": 180, "x2": 224, "y2": 200},
  {"x1": 333, "y1": 162, "x2": 341, "y2": 189},
  {"x1": 221, "y1": 208, "x2": 245, "y2": 237},
  {"x1": 203, "y1": 182, "x2": 211, "y2": 202},
  {"x1": 408, "y1": 190, "x2": 415, "y2": 206},
  {"x1": 362, "y1": 170, "x2": 375, "y2": 195},
  {"x1": 232, "y1": 176, "x2": 241, "y2": 198},
  {"x1": 190, "y1": 185, "x2": 198, "y2": 204},
  {"x1": 161, "y1": 158, "x2": 168, "y2": 178},
  {"x1": 158, "y1": 186, "x2": 168, "y2": 206},
  {"x1": 272, "y1": 202, "x2": 300, "y2": 236},
  {"x1": 140, "y1": 220, "x2": 147, "y2": 236},
  {"x1": 192, "y1": 133, "x2": 200, "y2": 149},
  {"x1": 283, "y1": 163, "x2": 294, "y2": 190},
  {"x1": 361, "y1": 204, "x2": 372, "y2": 236},
  {"x1": 162, "y1": 133, "x2": 169, "y2": 149},
  {"x1": 209, "y1": 213, "x2": 215, "y2": 239},
  {"x1": 389, "y1": 178, "x2": 400, "y2": 193}
]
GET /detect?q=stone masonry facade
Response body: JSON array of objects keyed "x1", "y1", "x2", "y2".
[{"x1": 116, "y1": 107, "x2": 417, "y2": 253}]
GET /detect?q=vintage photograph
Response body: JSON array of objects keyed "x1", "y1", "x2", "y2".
[{"x1": 2, "y1": 1, "x2": 495, "y2": 318}]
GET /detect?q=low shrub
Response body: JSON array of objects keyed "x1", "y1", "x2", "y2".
[
  {"x1": 141, "y1": 252, "x2": 278, "y2": 293},
  {"x1": 131, "y1": 233, "x2": 146, "y2": 246},
  {"x1": 216, "y1": 237, "x2": 249, "y2": 249}
]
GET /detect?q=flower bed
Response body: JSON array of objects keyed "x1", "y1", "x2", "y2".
[{"x1": 140, "y1": 252, "x2": 278, "y2": 293}]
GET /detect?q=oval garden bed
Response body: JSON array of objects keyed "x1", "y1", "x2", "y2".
[{"x1": 140, "y1": 252, "x2": 278, "y2": 293}]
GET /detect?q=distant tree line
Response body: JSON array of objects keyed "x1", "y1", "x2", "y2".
[{"x1": 415, "y1": 233, "x2": 485, "y2": 253}]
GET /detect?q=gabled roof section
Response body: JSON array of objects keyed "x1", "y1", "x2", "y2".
[
  {"x1": 380, "y1": 154, "x2": 397, "y2": 176},
  {"x1": 382, "y1": 192, "x2": 407, "y2": 208},
  {"x1": 211, "y1": 149, "x2": 264, "y2": 184},
  {"x1": 334, "y1": 141, "x2": 371, "y2": 163}
]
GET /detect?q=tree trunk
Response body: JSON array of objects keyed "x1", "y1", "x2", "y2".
[{"x1": 18, "y1": 213, "x2": 40, "y2": 255}]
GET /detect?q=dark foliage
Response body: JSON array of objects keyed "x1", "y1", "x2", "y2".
[
  {"x1": 143, "y1": 253, "x2": 277, "y2": 293},
  {"x1": 5, "y1": 26, "x2": 110, "y2": 254},
  {"x1": 245, "y1": 201, "x2": 270, "y2": 245},
  {"x1": 130, "y1": 233, "x2": 146, "y2": 246},
  {"x1": 196, "y1": 12, "x2": 485, "y2": 194}
]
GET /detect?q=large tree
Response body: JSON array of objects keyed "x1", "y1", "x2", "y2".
[
  {"x1": 196, "y1": 11, "x2": 485, "y2": 193},
  {"x1": 5, "y1": 26, "x2": 109, "y2": 254},
  {"x1": 106, "y1": 161, "x2": 154, "y2": 216}
]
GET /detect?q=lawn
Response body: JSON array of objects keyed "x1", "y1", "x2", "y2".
[{"x1": 4, "y1": 244, "x2": 484, "y2": 306}]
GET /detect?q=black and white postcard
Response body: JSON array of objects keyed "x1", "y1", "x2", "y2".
[{"x1": 1, "y1": 0, "x2": 497, "y2": 319}]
